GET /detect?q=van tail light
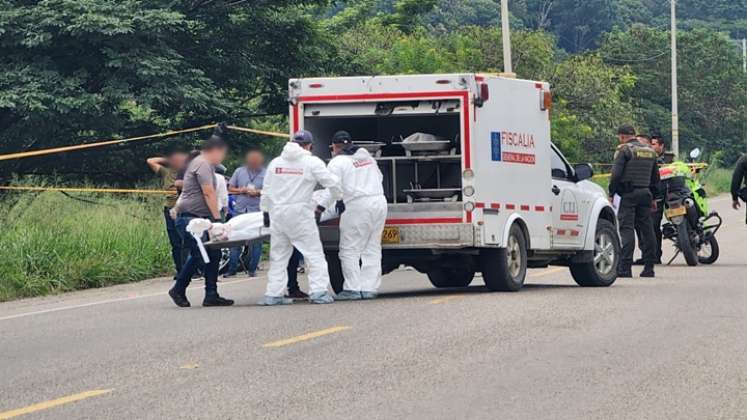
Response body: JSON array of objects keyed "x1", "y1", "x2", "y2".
[
  {"x1": 475, "y1": 83, "x2": 490, "y2": 107},
  {"x1": 480, "y1": 83, "x2": 490, "y2": 102},
  {"x1": 541, "y1": 90, "x2": 553, "y2": 111}
]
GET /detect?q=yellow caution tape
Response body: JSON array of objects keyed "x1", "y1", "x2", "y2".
[
  {"x1": 226, "y1": 125, "x2": 288, "y2": 139},
  {"x1": 0, "y1": 124, "x2": 288, "y2": 162},
  {"x1": 0, "y1": 186, "x2": 171, "y2": 195},
  {"x1": 0, "y1": 124, "x2": 216, "y2": 162}
]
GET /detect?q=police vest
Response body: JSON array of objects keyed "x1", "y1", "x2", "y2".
[{"x1": 620, "y1": 142, "x2": 657, "y2": 188}]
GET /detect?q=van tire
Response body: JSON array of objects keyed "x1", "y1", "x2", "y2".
[
  {"x1": 427, "y1": 269, "x2": 475, "y2": 288},
  {"x1": 570, "y1": 219, "x2": 619, "y2": 287},
  {"x1": 481, "y1": 224, "x2": 527, "y2": 292},
  {"x1": 325, "y1": 251, "x2": 345, "y2": 294}
]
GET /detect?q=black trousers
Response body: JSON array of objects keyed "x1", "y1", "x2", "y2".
[
  {"x1": 163, "y1": 207, "x2": 184, "y2": 274},
  {"x1": 286, "y1": 248, "x2": 302, "y2": 293},
  {"x1": 652, "y1": 204, "x2": 664, "y2": 260},
  {"x1": 618, "y1": 189, "x2": 657, "y2": 268},
  {"x1": 635, "y1": 203, "x2": 664, "y2": 261}
]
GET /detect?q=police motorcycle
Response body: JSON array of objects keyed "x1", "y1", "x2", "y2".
[{"x1": 659, "y1": 148, "x2": 722, "y2": 266}]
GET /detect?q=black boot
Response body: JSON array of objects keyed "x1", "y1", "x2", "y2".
[
  {"x1": 168, "y1": 288, "x2": 191, "y2": 308},
  {"x1": 640, "y1": 265, "x2": 655, "y2": 278},
  {"x1": 203, "y1": 294, "x2": 235, "y2": 307},
  {"x1": 617, "y1": 264, "x2": 632, "y2": 278}
]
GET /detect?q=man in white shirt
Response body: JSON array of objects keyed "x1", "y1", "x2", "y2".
[
  {"x1": 326, "y1": 131, "x2": 388, "y2": 300},
  {"x1": 259, "y1": 130, "x2": 343, "y2": 305}
]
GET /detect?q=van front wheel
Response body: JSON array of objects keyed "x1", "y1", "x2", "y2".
[
  {"x1": 481, "y1": 224, "x2": 527, "y2": 292},
  {"x1": 570, "y1": 219, "x2": 619, "y2": 287}
]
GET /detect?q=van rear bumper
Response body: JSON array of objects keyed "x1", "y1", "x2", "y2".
[{"x1": 320, "y1": 223, "x2": 476, "y2": 250}]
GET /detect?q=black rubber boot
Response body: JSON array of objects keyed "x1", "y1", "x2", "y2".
[
  {"x1": 203, "y1": 294, "x2": 235, "y2": 307},
  {"x1": 168, "y1": 288, "x2": 191, "y2": 308},
  {"x1": 617, "y1": 264, "x2": 633, "y2": 278},
  {"x1": 640, "y1": 265, "x2": 656, "y2": 278}
]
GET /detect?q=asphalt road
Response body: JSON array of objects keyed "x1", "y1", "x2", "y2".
[{"x1": 1, "y1": 196, "x2": 745, "y2": 420}]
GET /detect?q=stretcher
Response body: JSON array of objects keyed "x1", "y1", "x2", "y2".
[
  {"x1": 187, "y1": 205, "x2": 338, "y2": 263},
  {"x1": 187, "y1": 213, "x2": 270, "y2": 263}
]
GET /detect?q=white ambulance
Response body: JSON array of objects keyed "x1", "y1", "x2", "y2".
[{"x1": 288, "y1": 73, "x2": 620, "y2": 292}]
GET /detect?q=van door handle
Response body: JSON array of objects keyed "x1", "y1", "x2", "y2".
[{"x1": 552, "y1": 185, "x2": 561, "y2": 196}]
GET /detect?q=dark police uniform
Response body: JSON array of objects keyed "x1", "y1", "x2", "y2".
[
  {"x1": 651, "y1": 155, "x2": 666, "y2": 261},
  {"x1": 610, "y1": 139, "x2": 660, "y2": 274}
]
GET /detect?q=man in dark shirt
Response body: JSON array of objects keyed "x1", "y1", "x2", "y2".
[
  {"x1": 610, "y1": 125, "x2": 660, "y2": 278},
  {"x1": 147, "y1": 151, "x2": 188, "y2": 277},
  {"x1": 169, "y1": 128, "x2": 234, "y2": 308},
  {"x1": 730, "y1": 154, "x2": 747, "y2": 213},
  {"x1": 649, "y1": 135, "x2": 667, "y2": 262}
]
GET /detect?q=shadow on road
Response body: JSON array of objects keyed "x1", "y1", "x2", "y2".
[{"x1": 371, "y1": 283, "x2": 578, "y2": 301}]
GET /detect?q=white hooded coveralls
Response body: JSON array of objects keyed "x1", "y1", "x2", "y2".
[
  {"x1": 260, "y1": 142, "x2": 342, "y2": 297},
  {"x1": 327, "y1": 147, "x2": 388, "y2": 293}
]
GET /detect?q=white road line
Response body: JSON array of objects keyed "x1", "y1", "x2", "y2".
[{"x1": 0, "y1": 277, "x2": 255, "y2": 322}]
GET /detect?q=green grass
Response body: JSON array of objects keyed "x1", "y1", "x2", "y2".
[
  {"x1": 0, "y1": 191, "x2": 172, "y2": 302},
  {"x1": 701, "y1": 167, "x2": 731, "y2": 196}
]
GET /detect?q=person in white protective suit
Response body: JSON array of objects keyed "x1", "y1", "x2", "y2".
[
  {"x1": 326, "y1": 131, "x2": 388, "y2": 300},
  {"x1": 258, "y1": 130, "x2": 343, "y2": 305}
]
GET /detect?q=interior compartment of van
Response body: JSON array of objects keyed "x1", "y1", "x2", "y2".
[{"x1": 303, "y1": 100, "x2": 464, "y2": 204}]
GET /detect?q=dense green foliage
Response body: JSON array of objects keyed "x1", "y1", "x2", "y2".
[
  {"x1": 326, "y1": 0, "x2": 746, "y2": 163},
  {"x1": 1, "y1": 0, "x2": 744, "y2": 182},
  {"x1": 0, "y1": 0, "x2": 327, "y2": 182},
  {"x1": 0, "y1": 190, "x2": 170, "y2": 301}
]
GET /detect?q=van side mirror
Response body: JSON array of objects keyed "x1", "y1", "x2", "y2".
[{"x1": 574, "y1": 163, "x2": 594, "y2": 182}]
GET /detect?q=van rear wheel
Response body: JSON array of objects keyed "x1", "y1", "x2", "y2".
[
  {"x1": 570, "y1": 219, "x2": 619, "y2": 287},
  {"x1": 481, "y1": 224, "x2": 527, "y2": 292},
  {"x1": 427, "y1": 269, "x2": 475, "y2": 288}
]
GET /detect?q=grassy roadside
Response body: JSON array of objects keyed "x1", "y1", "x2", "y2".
[
  {"x1": 0, "y1": 191, "x2": 171, "y2": 302},
  {"x1": 592, "y1": 166, "x2": 732, "y2": 197}
]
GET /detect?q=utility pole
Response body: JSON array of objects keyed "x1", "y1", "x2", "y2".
[
  {"x1": 742, "y1": 38, "x2": 746, "y2": 73},
  {"x1": 501, "y1": 0, "x2": 514, "y2": 76},
  {"x1": 671, "y1": 0, "x2": 679, "y2": 157}
]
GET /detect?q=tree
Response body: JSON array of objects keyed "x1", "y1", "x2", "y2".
[
  {"x1": 600, "y1": 26, "x2": 747, "y2": 163},
  {"x1": 0, "y1": 0, "x2": 331, "y2": 183},
  {"x1": 550, "y1": 54, "x2": 637, "y2": 161}
]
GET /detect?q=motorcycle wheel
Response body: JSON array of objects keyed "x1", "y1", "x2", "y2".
[
  {"x1": 677, "y1": 223, "x2": 699, "y2": 266},
  {"x1": 697, "y1": 234, "x2": 720, "y2": 265}
]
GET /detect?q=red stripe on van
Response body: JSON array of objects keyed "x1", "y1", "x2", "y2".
[
  {"x1": 505, "y1": 204, "x2": 516, "y2": 210},
  {"x1": 291, "y1": 104, "x2": 300, "y2": 133},
  {"x1": 520, "y1": 205, "x2": 530, "y2": 211},
  {"x1": 386, "y1": 218, "x2": 463, "y2": 225},
  {"x1": 535, "y1": 206, "x2": 545, "y2": 212},
  {"x1": 298, "y1": 91, "x2": 467, "y2": 102}
]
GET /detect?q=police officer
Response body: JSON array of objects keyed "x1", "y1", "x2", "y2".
[
  {"x1": 649, "y1": 134, "x2": 668, "y2": 263},
  {"x1": 634, "y1": 133, "x2": 666, "y2": 265},
  {"x1": 610, "y1": 125, "x2": 660, "y2": 278}
]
